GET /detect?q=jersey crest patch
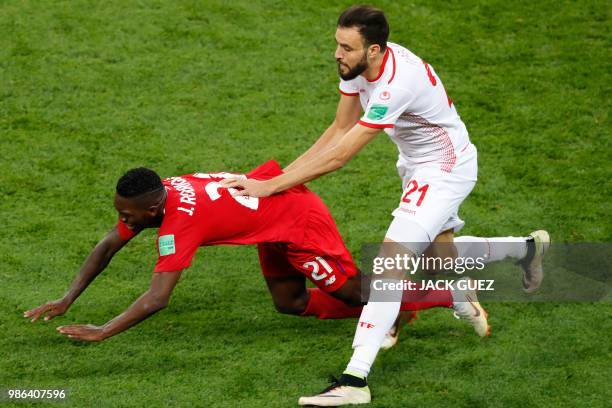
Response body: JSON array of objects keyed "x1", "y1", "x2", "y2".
[
  {"x1": 158, "y1": 234, "x2": 176, "y2": 256},
  {"x1": 367, "y1": 104, "x2": 388, "y2": 120}
]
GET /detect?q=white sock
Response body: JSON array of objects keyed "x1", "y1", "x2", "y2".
[
  {"x1": 454, "y1": 236, "x2": 529, "y2": 263},
  {"x1": 346, "y1": 298, "x2": 401, "y2": 378}
]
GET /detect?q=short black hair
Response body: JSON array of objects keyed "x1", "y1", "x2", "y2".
[
  {"x1": 337, "y1": 5, "x2": 389, "y2": 52},
  {"x1": 116, "y1": 167, "x2": 163, "y2": 198}
]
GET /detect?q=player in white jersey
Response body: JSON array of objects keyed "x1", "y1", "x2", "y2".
[
  {"x1": 221, "y1": 5, "x2": 549, "y2": 405},
  {"x1": 338, "y1": 39, "x2": 478, "y2": 243}
]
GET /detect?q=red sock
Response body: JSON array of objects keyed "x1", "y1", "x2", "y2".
[
  {"x1": 301, "y1": 288, "x2": 362, "y2": 319},
  {"x1": 301, "y1": 285, "x2": 452, "y2": 320},
  {"x1": 400, "y1": 281, "x2": 453, "y2": 310}
]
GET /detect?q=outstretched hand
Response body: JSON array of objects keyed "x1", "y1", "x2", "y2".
[
  {"x1": 57, "y1": 324, "x2": 105, "y2": 342},
  {"x1": 23, "y1": 299, "x2": 70, "y2": 322},
  {"x1": 219, "y1": 177, "x2": 275, "y2": 198}
]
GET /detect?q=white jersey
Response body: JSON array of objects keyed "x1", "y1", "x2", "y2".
[{"x1": 339, "y1": 42, "x2": 473, "y2": 174}]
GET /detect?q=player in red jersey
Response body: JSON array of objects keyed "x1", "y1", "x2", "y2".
[{"x1": 24, "y1": 161, "x2": 468, "y2": 342}]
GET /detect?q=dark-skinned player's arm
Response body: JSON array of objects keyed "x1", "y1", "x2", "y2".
[
  {"x1": 283, "y1": 93, "x2": 362, "y2": 173},
  {"x1": 23, "y1": 226, "x2": 133, "y2": 323},
  {"x1": 56, "y1": 270, "x2": 182, "y2": 342}
]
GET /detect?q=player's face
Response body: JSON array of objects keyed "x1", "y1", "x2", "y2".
[
  {"x1": 335, "y1": 27, "x2": 369, "y2": 80},
  {"x1": 114, "y1": 194, "x2": 158, "y2": 230}
]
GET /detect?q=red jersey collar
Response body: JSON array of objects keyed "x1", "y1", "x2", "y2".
[{"x1": 367, "y1": 47, "x2": 391, "y2": 83}]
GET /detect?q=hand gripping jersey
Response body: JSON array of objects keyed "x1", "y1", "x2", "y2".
[
  {"x1": 339, "y1": 42, "x2": 475, "y2": 174},
  {"x1": 116, "y1": 161, "x2": 359, "y2": 291}
]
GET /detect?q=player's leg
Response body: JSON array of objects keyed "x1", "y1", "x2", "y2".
[
  {"x1": 294, "y1": 259, "x2": 447, "y2": 317},
  {"x1": 424, "y1": 228, "x2": 531, "y2": 271},
  {"x1": 344, "y1": 226, "x2": 482, "y2": 379},
  {"x1": 258, "y1": 243, "x2": 364, "y2": 318},
  {"x1": 297, "y1": 232, "x2": 426, "y2": 406},
  {"x1": 264, "y1": 274, "x2": 310, "y2": 316},
  {"x1": 344, "y1": 170, "x2": 489, "y2": 376},
  {"x1": 259, "y1": 242, "x2": 445, "y2": 321},
  {"x1": 422, "y1": 228, "x2": 458, "y2": 274},
  {"x1": 258, "y1": 243, "x2": 309, "y2": 315},
  {"x1": 295, "y1": 236, "x2": 417, "y2": 406},
  {"x1": 299, "y1": 163, "x2": 484, "y2": 406},
  {"x1": 281, "y1": 203, "x2": 458, "y2": 317},
  {"x1": 266, "y1": 276, "x2": 367, "y2": 319},
  {"x1": 453, "y1": 231, "x2": 550, "y2": 292},
  {"x1": 422, "y1": 227, "x2": 551, "y2": 292}
]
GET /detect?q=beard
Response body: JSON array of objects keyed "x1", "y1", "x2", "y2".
[{"x1": 337, "y1": 52, "x2": 368, "y2": 81}]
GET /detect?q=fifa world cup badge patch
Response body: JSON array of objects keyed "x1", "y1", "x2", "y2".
[
  {"x1": 367, "y1": 104, "x2": 388, "y2": 120},
  {"x1": 158, "y1": 234, "x2": 176, "y2": 256}
]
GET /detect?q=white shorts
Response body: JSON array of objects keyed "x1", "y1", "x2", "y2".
[{"x1": 386, "y1": 144, "x2": 478, "y2": 244}]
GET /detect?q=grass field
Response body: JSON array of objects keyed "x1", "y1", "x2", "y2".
[{"x1": 1, "y1": 0, "x2": 610, "y2": 406}]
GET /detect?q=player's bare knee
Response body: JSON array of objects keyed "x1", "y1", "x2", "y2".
[
  {"x1": 330, "y1": 281, "x2": 363, "y2": 307},
  {"x1": 272, "y1": 296, "x2": 308, "y2": 315}
]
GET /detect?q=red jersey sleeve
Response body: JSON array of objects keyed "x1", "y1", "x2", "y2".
[
  {"x1": 116, "y1": 219, "x2": 138, "y2": 241},
  {"x1": 153, "y1": 216, "x2": 202, "y2": 273}
]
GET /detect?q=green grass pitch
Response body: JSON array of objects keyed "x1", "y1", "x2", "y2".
[{"x1": 1, "y1": 0, "x2": 610, "y2": 406}]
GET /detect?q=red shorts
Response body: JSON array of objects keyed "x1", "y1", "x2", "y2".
[{"x1": 257, "y1": 197, "x2": 358, "y2": 293}]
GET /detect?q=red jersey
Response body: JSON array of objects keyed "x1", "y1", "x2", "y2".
[{"x1": 117, "y1": 161, "x2": 327, "y2": 273}]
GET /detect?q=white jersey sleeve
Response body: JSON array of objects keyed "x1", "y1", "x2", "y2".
[
  {"x1": 339, "y1": 79, "x2": 360, "y2": 96},
  {"x1": 359, "y1": 85, "x2": 415, "y2": 129}
]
